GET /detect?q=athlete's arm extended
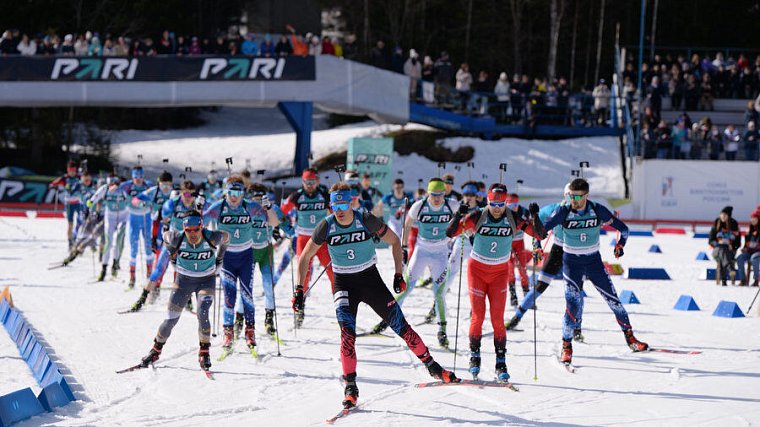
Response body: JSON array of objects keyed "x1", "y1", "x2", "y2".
[{"x1": 596, "y1": 205, "x2": 629, "y2": 247}]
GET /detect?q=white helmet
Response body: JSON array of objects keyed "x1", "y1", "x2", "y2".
[{"x1": 563, "y1": 183, "x2": 571, "y2": 197}]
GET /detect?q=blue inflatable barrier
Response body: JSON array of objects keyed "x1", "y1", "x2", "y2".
[
  {"x1": 619, "y1": 290, "x2": 640, "y2": 304},
  {"x1": 674, "y1": 295, "x2": 700, "y2": 311},
  {"x1": 0, "y1": 388, "x2": 46, "y2": 427},
  {"x1": 696, "y1": 252, "x2": 710, "y2": 261},
  {"x1": 599, "y1": 229, "x2": 607, "y2": 235},
  {"x1": 712, "y1": 301, "x2": 745, "y2": 318},
  {"x1": 37, "y1": 382, "x2": 71, "y2": 412},
  {"x1": 705, "y1": 269, "x2": 717, "y2": 280},
  {"x1": 630, "y1": 230, "x2": 655, "y2": 237},
  {"x1": 693, "y1": 232, "x2": 709, "y2": 239},
  {"x1": 648, "y1": 244, "x2": 662, "y2": 253},
  {"x1": 626, "y1": 268, "x2": 671, "y2": 280}
]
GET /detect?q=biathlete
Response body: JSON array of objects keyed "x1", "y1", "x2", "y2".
[{"x1": 292, "y1": 183, "x2": 459, "y2": 410}]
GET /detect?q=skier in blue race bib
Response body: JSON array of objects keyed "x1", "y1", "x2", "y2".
[
  {"x1": 120, "y1": 166, "x2": 154, "y2": 289},
  {"x1": 292, "y1": 182, "x2": 459, "y2": 411},
  {"x1": 542, "y1": 178, "x2": 648, "y2": 365}
]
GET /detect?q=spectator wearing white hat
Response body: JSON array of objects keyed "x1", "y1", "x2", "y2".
[
  {"x1": 404, "y1": 49, "x2": 422, "y2": 99},
  {"x1": 61, "y1": 34, "x2": 75, "y2": 55}
]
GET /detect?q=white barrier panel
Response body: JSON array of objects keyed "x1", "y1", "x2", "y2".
[{"x1": 632, "y1": 160, "x2": 760, "y2": 220}]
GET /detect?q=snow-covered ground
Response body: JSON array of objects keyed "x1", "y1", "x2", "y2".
[
  {"x1": 2, "y1": 215, "x2": 760, "y2": 426},
  {"x1": 112, "y1": 108, "x2": 625, "y2": 200}
]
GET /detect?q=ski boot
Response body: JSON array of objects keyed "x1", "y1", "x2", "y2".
[
  {"x1": 426, "y1": 360, "x2": 459, "y2": 383},
  {"x1": 623, "y1": 329, "x2": 649, "y2": 352},
  {"x1": 233, "y1": 312, "x2": 244, "y2": 340},
  {"x1": 560, "y1": 339, "x2": 573, "y2": 364},
  {"x1": 222, "y1": 325, "x2": 234, "y2": 351},
  {"x1": 505, "y1": 313, "x2": 522, "y2": 331},
  {"x1": 244, "y1": 322, "x2": 257, "y2": 353},
  {"x1": 140, "y1": 339, "x2": 164, "y2": 367},
  {"x1": 265, "y1": 309, "x2": 276, "y2": 335},
  {"x1": 97, "y1": 264, "x2": 107, "y2": 282},
  {"x1": 572, "y1": 328, "x2": 585, "y2": 343},
  {"x1": 469, "y1": 350, "x2": 481, "y2": 380},
  {"x1": 186, "y1": 298, "x2": 194, "y2": 312},
  {"x1": 495, "y1": 347, "x2": 510, "y2": 382},
  {"x1": 131, "y1": 289, "x2": 149, "y2": 312},
  {"x1": 342, "y1": 373, "x2": 359, "y2": 409},
  {"x1": 198, "y1": 342, "x2": 212, "y2": 370},
  {"x1": 295, "y1": 304, "x2": 305, "y2": 328},
  {"x1": 371, "y1": 320, "x2": 388, "y2": 335},
  {"x1": 111, "y1": 261, "x2": 120, "y2": 279},
  {"x1": 423, "y1": 303, "x2": 436, "y2": 324},
  {"x1": 509, "y1": 283, "x2": 518, "y2": 307},
  {"x1": 128, "y1": 266, "x2": 136, "y2": 289},
  {"x1": 437, "y1": 322, "x2": 449, "y2": 348}
]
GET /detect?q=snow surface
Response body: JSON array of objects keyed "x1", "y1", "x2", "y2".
[
  {"x1": 112, "y1": 108, "x2": 624, "y2": 199},
  {"x1": 2, "y1": 215, "x2": 760, "y2": 426}
]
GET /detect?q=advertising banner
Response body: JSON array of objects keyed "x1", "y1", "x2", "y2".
[
  {"x1": 0, "y1": 56, "x2": 315, "y2": 81},
  {"x1": 632, "y1": 160, "x2": 760, "y2": 220}
]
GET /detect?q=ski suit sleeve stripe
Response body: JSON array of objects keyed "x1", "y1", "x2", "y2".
[{"x1": 595, "y1": 204, "x2": 629, "y2": 246}]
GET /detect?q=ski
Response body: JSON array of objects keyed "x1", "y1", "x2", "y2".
[
  {"x1": 268, "y1": 332, "x2": 284, "y2": 345},
  {"x1": 116, "y1": 363, "x2": 148, "y2": 374},
  {"x1": 217, "y1": 347, "x2": 234, "y2": 361},
  {"x1": 557, "y1": 359, "x2": 576, "y2": 373},
  {"x1": 414, "y1": 379, "x2": 517, "y2": 390},
  {"x1": 202, "y1": 369, "x2": 215, "y2": 380},
  {"x1": 249, "y1": 346, "x2": 259, "y2": 359},
  {"x1": 648, "y1": 348, "x2": 702, "y2": 355},
  {"x1": 117, "y1": 309, "x2": 139, "y2": 314},
  {"x1": 48, "y1": 263, "x2": 67, "y2": 270},
  {"x1": 325, "y1": 406, "x2": 359, "y2": 424}
]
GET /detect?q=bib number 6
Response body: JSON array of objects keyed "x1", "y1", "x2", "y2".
[{"x1": 580, "y1": 233, "x2": 587, "y2": 242}]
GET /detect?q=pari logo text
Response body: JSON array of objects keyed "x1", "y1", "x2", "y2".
[{"x1": 51, "y1": 58, "x2": 138, "y2": 80}]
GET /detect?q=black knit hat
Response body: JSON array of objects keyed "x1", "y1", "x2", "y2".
[{"x1": 721, "y1": 206, "x2": 733, "y2": 217}]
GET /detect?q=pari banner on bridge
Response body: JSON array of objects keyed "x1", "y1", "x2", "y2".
[
  {"x1": 0, "y1": 56, "x2": 315, "y2": 81},
  {"x1": 632, "y1": 160, "x2": 760, "y2": 221}
]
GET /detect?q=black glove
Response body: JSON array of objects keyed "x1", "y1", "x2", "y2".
[
  {"x1": 195, "y1": 194, "x2": 206, "y2": 211},
  {"x1": 402, "y1": 245, "x2": 409, "y2": 265},
  {"x1": 614, "y1": 244, "x2": 624, "y2": 258},
  {"x1": 457, "y1": 203, "x2": 470, "y2": 216},
  {"x1": 272, "y1": 227, "x2": 282, "y2": 242},
  {"x1": 528, "y1": 202, "x2": 540, "y2": 217},
  {"x1": 393, "y1": 273, "x2": 407, "y2": 293},
  {"x1": 292, "y1": 286, "x2": 305, "y2": 312}
]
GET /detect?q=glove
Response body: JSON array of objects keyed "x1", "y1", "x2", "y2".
[
  {"x1": 532, "y1": 239, "x2": 544, "y2": 262},
  {"x1": 394, "y1": 208, "x2": 403, "y2": 220},
  {"x1": 393, "y1": 273, "x2": 407, "y2": 293},
  {"x1": 614, "y1": 244, "x2": 624, "y2": 258},
  {"x1": 272, "y1": 227, "x2": 282, "y2": 242},
  {"x1": 528, "y1": 202, "x2": 540, "y2": 217},
  {"x1": 195, "y1": 194, "x2": 206, "y2": 211},
  {"x1": 261, "y1": 194, "x2": 272, "y2": 210},
  {"x1": 457, "y1": 203, "x2": 470, "y2": 216},
  {"x1": 292, "y1": 286, "x2": 305, "y2": 312},
  {"x1": 86, "y1": 200, "x2": 94, "y2": 209},
  {"x1": 402, "y1": 245, "x2": 409, "y2": 265}
]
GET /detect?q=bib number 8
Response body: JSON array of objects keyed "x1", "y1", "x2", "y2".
[
  {"x1": 489, "y1": 241, "x2": 498, "y2": 253},
  {"x1": 347, "y1": 249, "x2": 355, "y2": 260},
  {"x1": 310, "y1": 214, "x2": 316, "y2": 224}
]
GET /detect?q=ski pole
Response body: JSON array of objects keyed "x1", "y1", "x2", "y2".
[
  {"x1": 452, "y1": 234, "x2": 465, "y2": 374},
  {"x1": 211, "y1": 278, "x2": 218, "y2": 337},
  {"x1": 532, "y1": 218, "x2": 540, "y2": 381},
  {"x1": 289, "y1": 239, "x2": 297, "y2": 337},
  {"x1": 303, "y1": 261, "x2": 333, "y2": 299},
  {"x1": 747, "y1": 285, "x2": 760, "y2": 315},
  {"x1": 266, "y1": 227, "x2": 282, "y2": 356}
]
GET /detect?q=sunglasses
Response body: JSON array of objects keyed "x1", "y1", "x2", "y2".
[
  {"x1": 429, "y1": 192, "x2": 445, "y2": 197},
  {"x1": 489, "y1": 201, "x2": 506, "y2": 208},
  {"x1": 331, "y1": 202, "x2": 351, "y2": 212},
  {"x1": 303, "y1": 179, "x2": 317, "y2": 186},
  {"x1": 227, "y1": 189, "x2": 244, "y2": 197},
  {"x1": 569, "y1": 194, "x2": 586, "y2": 201},
  {"x1": 159, "y1": 183, "x2": 172, "y2": 190},
  {"x1": 182, "y1": 191, "x2": 194, "y2": 198},
  {"x1": 507, "y1": 203, "x2": 518, "y2": 209},
  {"x1": 184, "y1": 227, "x2": 202, "y2": 234}
]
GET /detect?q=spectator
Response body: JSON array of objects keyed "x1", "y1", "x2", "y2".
[
  {"x1": 455, "y1": 63, "x2": 472, "y2": 92},
  {"x1": 736, "y1": 211, "x2": 760, "y2": 286},
  {"x1": 592, "y1": 79, "x2": 611, "y2": 125},
  {"x1": 369, "y1": 40, "x2": 389, "y2": 69},
  {"x1": 709, "y1": 206, "x2": 741, "y2": 286},
  {"x1": 342, "y1": 34, "x2": 357, "y2": 60},
  {"x1": 74, "y1": 34, "x2": 88, "y2": 56},
  {"x1": 421, "y1": 56, "x2": 434, "y2": 82},
  {"x1": 175, "y1": 35, "x2": 188, "y2": 55},
  {"x1": 0, "y1": 30, "x2": 16, "y2": 55},
  {"x1": 102, "y1": 38, "x2": 116, "y2": 56},
  {"x1": 156, "y1": 31, "x2": 174, "y2": 55},
  {"x1": 188, "y1": 37, "x2": 202, "y2": 55},
  {"x1": 684, "y1": 73, "x2": 699, "y2": 110},
  {"x1": 275, "y1": 34, "x2": 292, "y2": 56},
  {"x1": 114, "y1": 36, "x2": 129, "y2": 56},
  {"x1": 61, "y1": 34, "x2": 75, "y2": 55},
  {"x1": 689, "y1": 122, "x2": 702, "y2": 159},
  {"x1": 655, "y1": 120, "x2": 672, "y2": 159},
  {"x1": 641, "y1": 121, "x2": 656, "y2": 158},
  {"x1": 744, "y1": 120, "x2": 759, "y2": 161},
  {"x1": 332, "y1": 38, "x2": 343, "y2": 57},
  {"x1": 671, "y1": 118, "x2": 688, "y2": 159},
  {"x1": 320, "y1": 36, "x2": 335, "y2": 55},
  {"x1": 433, "y1": 51, "x2": 453, "y2": 87},
  {"x1": 16, "y1": 34, "x2": 36, "y2": 55},
  {"x1": 707, "y1": 121, "x2": 723, "y2": 160},
  {"x1": 470, "y1": 70, "x2": 491, "y2": 115},
  {"x1": 228, "y1": 41, "x2": 239, "y2": 56},
  {"x1": 510, "y1": 74, "x2": 525, "y2": 121},
  {"x1": 668, "y1": 69, "x2": 684, "y2": 110},
  {"x1": 260, "y1": 34, "x2": 275, "y2": 57},
  {"x1": 87, "y1": 36, "x2": 102, "y2": 56},
  {"x1": 745, "y1": 101, "x2": 760, "y2": 126},
  {"x1": 40, "y1": 35, "x2": 58, "y2": 55},
  {"x1": 241, "y1": 33, "x2": 257, "y2": 56},
  {"x1": 646, "y1": 75, "x2": 663, "y2": 121},
  {"x1": 699, "y1": 73, "x2": 714, "y2": 111},
  {"x1": 391, "y1": 45, "x2": 404, "y2": 74},
  {"x1": 308, "y1": 35, "x2": 321, "y2": 55},
  {"x1": 723, "y1": 124, "x2": 740, "y2": 161},
  {"x1": 494, "y1": 72, "x2": 510, "y2": 102},
  {"x1": 403, "y1": 49, "x2": 422, "y2": 99}
]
